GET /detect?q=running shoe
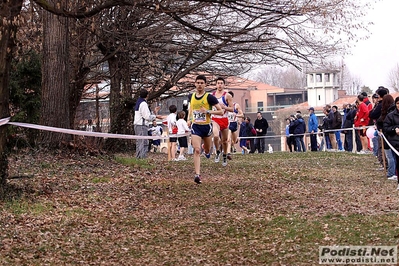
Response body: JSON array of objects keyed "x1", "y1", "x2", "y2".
[
  {"x1": 194, "y1": 174, "x2": 202, "y2": 184},
  {"x1": 215, "y1": 151, "x2": 221, "y2": 163},
  {"x1": 178, "y1": 155, "x2": 187, "y2": 161},
  {"x1": 222, "y1": 154, "x2": 227, "y2": 167}
]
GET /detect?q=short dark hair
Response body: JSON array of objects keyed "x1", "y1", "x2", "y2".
[
  {"x1": 361, "y1": 91, "x2": 368, "y2": 97},
  {"x1": 195, "y1": 75, "x2": 207, "y2": 83},
  {"x1": 246, "y1": 117, "x2": 251, "y2": 122},
  {"x1": 139, "y1": 89, "x2": 149, "y2": 98},
  {"x1": 216, "y1": 77, "x2": 225, "y2": 84},
  {"x1": 227, "y1": 91, "x2": 234, "y2": 97},
  {"x1": 169, "y1": 104, "x2": 177, "y2": 113},
  {"x1": 376, "y1": 87, "x2": 388, "y2": 98}
]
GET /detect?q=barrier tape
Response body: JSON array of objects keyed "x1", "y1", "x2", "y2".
[
  {"x1": 0, "y1": 116, "x2": 374, "y2": 141},
  {"x1": 380, "y1": 132, "x2": 399, "y2": 157},
  {"x1": 1, "y1": 118, "x2": 188, "y2": 140}
]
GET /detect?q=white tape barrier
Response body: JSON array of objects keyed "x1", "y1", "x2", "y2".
[
  {"x1": 380, "y1": 132, "x2": 399, "y2": 157},
  {"x1": 0, "y1": 117, "x2": 10, "y2": 127},
  {"x1": 1, "y1": 117, "x2": 188, "y2": 140},
  {"x1": 0, "y1": 116, "x2": 373, "y2": 141}
]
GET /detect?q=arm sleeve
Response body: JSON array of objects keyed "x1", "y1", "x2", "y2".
[
  {"x1": 207, "y1": 94, "x2": 219, "y2": 106},
  {"x1": 183, "y1": 121, "x2": 190, "y2": 131},
  {"x1": 140, "y1": 102, "x2": 156, "y2": 122},
  {"x1": 383, "y1": 115, "x2": 397, "y2": 135}
]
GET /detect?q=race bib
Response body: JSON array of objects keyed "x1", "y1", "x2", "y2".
[{"x1": 193, "y1": 110, "x2": 206, "y2": 123}]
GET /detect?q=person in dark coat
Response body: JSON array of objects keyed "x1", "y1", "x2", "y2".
[
  {"x1": 293, "y1": 113, "x2": 306, "y2": 152},
  {"x1": 288, "y1": 115, "x2": 297, "y2": 151},
  {"x1": 342, "y1": 104, "x2": 357, "y2": 152},
  {"x1": 253, "y1": 112, "x2": 269, "y2": 153},
  {"x1": 239, "y1": 117, "x2": 249, "y2": 154},
  {"x1": 383, "y1": 96, "x2": 399, "y2": 190},
  {"x1": 244, "y1": 117, "x2": 256, "y2": 153}
]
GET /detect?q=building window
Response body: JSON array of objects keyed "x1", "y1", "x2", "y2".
[
  {"x1": 257, "y1": 101, "x2": 264, "y2": 111},
  {"x1": 316, "y1": 74, "x2": 322, "y2": 82},
  {"x1": 325, "y1": 73, "x2": 330, "y2": 82},
  {"x1": 318, "y1": 95, "x2": 321, "y2": 101}
]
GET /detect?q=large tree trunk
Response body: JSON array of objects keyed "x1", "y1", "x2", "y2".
[
  {"x1": 69, "y1": 17, "x2": 90, "y2": 129},
  {"x1": 0, "y1": 0, "x2": 23, "y2": 197},
  {"x1": 104, "y1": 55, "x2": 134, "y2": 152},
  {"x1": 39, "y1": 1, "x2": 71, "y2": 147}
]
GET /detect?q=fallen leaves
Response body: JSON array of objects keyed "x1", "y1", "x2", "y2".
[{"x1": 1, "y1": 151, "x2": 399, "y2": 265}]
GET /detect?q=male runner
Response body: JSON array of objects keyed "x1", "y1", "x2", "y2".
[
  {"x1": 211, "y1": 77, "x2": 234, "y2": 166},
  {"x1": 188, "y1": 75, "x2": 223, "y2": 184},
  {"x1": 226, "y1": 91, "x2": 244, "y2": 159}
]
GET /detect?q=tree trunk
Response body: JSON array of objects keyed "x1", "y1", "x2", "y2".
[
  {"x1": 69, "y1": 18, "x2": 90, "y2": 129},
  {"x1": 0, "y1": 0, "x2": 23, "y2": 197},
  {"x1": 39, "y1": 1, "x2": 71, "y2": 147},
  {"x1": 104, "y1": 55, "x2": 134, "y2": 152}
]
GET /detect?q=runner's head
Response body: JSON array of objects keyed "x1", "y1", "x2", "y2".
[
  {"x1": 195, "y1": 75, "x2": 207, "y2": 92},
  {"x1": 216, "y1": 77, "x2": 226, "y2": 91}
]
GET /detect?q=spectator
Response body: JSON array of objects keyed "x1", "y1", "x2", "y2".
[
  {"x1": 239, "y1": 116, "x2": 249, "y2": 154},
  {"x1": 133, "y1": 89, "x2": 161, "y2": 159},
  {"x1": 342, "y1": 104, "x2": 357, "y2": 152},
  {"x1": 289, "y1": 114, "x2": 298, "y2": 151},
  {"x1": 308, "y1": 107, "x2": 318, "y2": 151},
  {"x1": 246, "y1": 117, "x2": 256, "y2": 153},
  {"x1": 332, "y1": 105, "x2": 343, "y2": 150},
  {"x1": 176, "y1": 110, "x2": 190, "y2": 161},
  {"x1": 325, "y1": 104, "x2": 337, "y2": 150},
  {"x1": 354, "y1": 94, "x2": 370, "y2": 153},
  {"x1": 285, "y1": 118, "x2": 293, "y2": 152},
  {"x1": 85, "y1": 119, "x2": 94, "y2": 132},
  {"x1": 378, "y1": 94, "x2": 396, "y2": 180},
  {"x1": 361, "y1": 91, "x2": 374, "y2": 150},
  {"x1": 382, "y1": 96, "x2": 399, "y2": 189},
  {"x1": 148, "y1": 120, "x2": 163, "y2": 153},
  {"x1": 254, "y1": 112, "x2": 269, "y2": 153},
  {"x1": 370, "y1": 93, "x2": 383, "y2": 159},
  {"x1": 319, "y1": 107, "x2": 332, "y2": 150},
  {"x1": 293, "y1": 113, "x2": 306, "y2": 152},
  {"x1": 167, "y1": 104, "x2": 178, "y2": 161}
]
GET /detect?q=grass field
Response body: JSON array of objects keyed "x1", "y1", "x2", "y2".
[{"x1": 1, "y1": 151, "x2": 399, "y2": 265}]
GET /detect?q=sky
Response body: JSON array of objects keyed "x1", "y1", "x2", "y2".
[{"x1": 343, "y1": 0, "x2": 399, "y2": 90}]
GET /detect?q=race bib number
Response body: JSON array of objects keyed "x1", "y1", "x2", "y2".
[{"x1": 193, "y1": 110, "x2": 206, "y2": 122}]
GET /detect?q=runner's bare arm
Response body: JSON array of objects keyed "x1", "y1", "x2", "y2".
[
  {"x1": 222, "y1": 93, "x2": 234, "y2": 112},
  {"x1": 235, "y1": 103, "x2": 244, "y2": 118}
]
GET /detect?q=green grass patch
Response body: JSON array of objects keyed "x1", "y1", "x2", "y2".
[
  {"x1": 114, "y1": 156, "x2": 154, "y2": 170},
  {"x1": 5, "y1": 200, "x2": 53, "y2": 216},
  {"x1": 91, "y1": 176, "x2": 111, "y2": 183}
]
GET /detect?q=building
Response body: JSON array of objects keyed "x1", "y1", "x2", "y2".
[
  {"x1": 306, "y1": 70, "x2": 341, "y2": 107},
  {"x1": 221, "y1": 76, "x2": 307, "y2": 113}
]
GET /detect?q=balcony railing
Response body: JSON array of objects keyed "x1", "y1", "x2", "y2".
[{"x1": 245, "y1": 105, "x2": 295, "y2": 113}]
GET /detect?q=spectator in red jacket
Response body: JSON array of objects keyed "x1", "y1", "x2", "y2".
[{"x1": 354, "y1": 94, "x2": 370, "y2": 153}]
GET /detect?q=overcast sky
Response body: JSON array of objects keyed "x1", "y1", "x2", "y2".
[{"x1": 344, "y1": 0, "x2": 399, "y2": 91}]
